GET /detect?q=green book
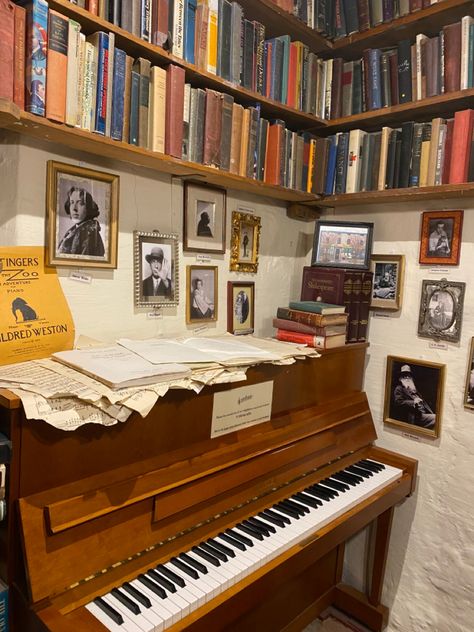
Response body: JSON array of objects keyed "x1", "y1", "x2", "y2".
[{"x1": 289, "y1": 300, "x2": 346, "y2": 315}]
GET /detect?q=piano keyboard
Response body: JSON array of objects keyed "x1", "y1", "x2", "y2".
[{"x1": 86, "y1": 459, "x2": 402, "y2": 632}]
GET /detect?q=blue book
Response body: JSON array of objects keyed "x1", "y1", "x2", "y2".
[
  {"x1": 184, "y1": 0, "x2": 197, "y2": 64},
  {"x1": 129, "y1": 70, "x2": 140, "y2": 145},
  {"x1": 111, "y1": 48, "x2": 126, "y2": 141},
  {"x1": 24, "y1": 0, "x2": 49, "y2": 117},
  {"x1": 325, "y1": 135, "x2": 338, "y2": 195},
  {"x1": 93, "y1": 31, "x2": 110, "y2": 135},
  {"x1": 369, "y1": 48, "x2": 382, "y2": 110},
  {"x1": 289, "y1": 301, "x2": 346, "y2": 315}
]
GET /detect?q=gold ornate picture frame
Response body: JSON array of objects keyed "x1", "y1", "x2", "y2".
[{"x1": 229, "y1": 210, "x2": 261, "y2": 273}]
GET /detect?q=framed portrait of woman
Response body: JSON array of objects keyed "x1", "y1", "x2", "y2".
[
  {"x1": 227, "y1": 282, "x2": 255, "y2": 335},
  {"x1": 186, "y1": 266, "x2": 218, "y2": 324},
  {"x1": 46, "y1": 161, "x2": 119, "y2": 268},
  {"x1": 183, "y1": 181, "x2": 226, "y2": 254}
]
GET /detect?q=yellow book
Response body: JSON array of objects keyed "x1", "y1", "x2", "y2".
[
  {"x1": 148, "y1": 66, "x2": 167, "y2": 153},
  {"x1": 239, "y1": 109, "x2": 250, "y2": 177},
  {"x1": 307, "y1": 138, "x2": 316, "y2": 192},
  {"x1": 207, "y1": 0, "x2": 218, "y2": 74},
  {"x1": 419, "y1": 135, "x2": 431, "y2": 187}
]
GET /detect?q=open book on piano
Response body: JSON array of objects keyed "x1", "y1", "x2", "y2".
[{"x1": 0, "y1": 343, "x2": 417, "y2": 632}]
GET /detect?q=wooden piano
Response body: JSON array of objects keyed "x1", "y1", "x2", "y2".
[{"x1": 0, "y1": 343, "x2": 417, "y2": 632}]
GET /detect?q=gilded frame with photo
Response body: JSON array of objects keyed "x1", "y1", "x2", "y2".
[
  {"x1": 227, "y1": 281, "x2": 255, "y2": 335},
  {"x1": 134, "y1": 231, "x2": 179, "y2": 308},
  {"x1": 183, "y1": 181, "x2": 226, "y2": 254},
  {"x1": 463, "y1": 337, "x2": 474, "y2": 410},
  {"x1": 384, "y1": 355, "x2": 445, "y2": 439},
  {"x1": 417, "y1": 277, "x2": 465, "y2": 343},
  {"x1": 419, "y1": 210, "x2": 463, "y2": 266},
  {"x1": 46, "y1": 161, "x2": 119, "y2": 268},
  {"x1": 370, "y1": 254, "x2": 405, "y2": 311},
  {"x1": 186, "y1": 265, "x2": 218, "y2": 324},
  {"x1": 229, "y1": 210, "x2": 261, "y2": 273},
  {"x1": 311, "y1": 220, "x2": 374, "y2": 270}
]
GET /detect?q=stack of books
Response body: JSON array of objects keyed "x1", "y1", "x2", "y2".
[{"x1": 273, "y1": 300, "x2": 348, "y2": 349}]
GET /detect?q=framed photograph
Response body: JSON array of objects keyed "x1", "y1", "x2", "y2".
[
  {"x1": 418, "y1": 277, "x2": 465, "y2": 343},
  {"x1": 464, "y1": 338, "x2": 474, "y2": 410},
  {"x1": 419, "y1": 210, "x2": 463, "y2": 266},
  {"x1": 311, "y1": 220, "x2": 374, "y2": 270},
  {"x1": 46, "y1": 161, "x2": 119, "y2": 268},
  {"x1": 370, "y1": 254, "x2": 405, "y2": 311},
  {"x1": 183, "y1": 181, "x2": 226, "y2": 253},
  {"x1": 227, "y1": 282, "x2": 255, "y2": 335},
  {"x1": 134, "y1": 231, "x2": 179, "y2": 308},
  {"x1": 384, "y1": 356, "x2": 445, "y2": 438},
  {"x1": 229, "y1": 210, "x2": 261, "y2": 273},
  {"x1": 186, "y1": 265, "x2": 218, "y2": 323}
]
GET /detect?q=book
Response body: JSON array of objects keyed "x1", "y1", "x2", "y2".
[
  {"x1": 276, "y1": 307, "x2": 348, "y2": 327},
  {"x1": 25, "y1": 0, "x2": 49, "y2": 117},
  {"x1": 13, "y1": 4, "x2": 26, "y2": 109},
  {"x1": 288, "y1": 300, "x2": 346, "y2": 315},
  {"x1": 272, "y1": 318, "x2": 347, "y2": 337},
  {"x1": 276, "y1": 329, "x2": 346, "y2": 349},
  {"x1": 65, "y1": 19, "x2": 81, "y2": 127},
  {"x1": 165, "y1": 64, "x2": 185, "y2": 158},
  {"x1": 46, "y1": 10, "x2": 68, "y2": 123},
  {"x1": 148, "y1": 65, "x2": 167, "y2": 152},
  {"x1": 0, "y1": 0, "x2": 14, "y2": 103}
]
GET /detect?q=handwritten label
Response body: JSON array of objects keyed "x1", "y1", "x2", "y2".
[
  {"x1": 196, "y1": 254, "x2": 212, "y2": 264},
  {"x1": 211, "y1": 381, "x2": 274, "y2": 438},
  {"x1": 428, "y1": 268, "x2": 450, "y2": 275},
  {"x1": 402, "y1": 433, "x2": 421, "y2": 442},
  {"x1": 429, "y1": 341, "x2": 448, "y2": 351},
  {"x1": 146, "y1": 311, "x2": 162, "y2": 320},
  {"x1": 192, "y1": 325, "x2": 208, "y2": 335},
  {"x1": 372, "y1": 312, "x2": 391, "y2": 319},
  {"x1": 69, "y1": 271, "x2": 92, "y2": 284},
  {"x1": 238, "y1": 206, "x2": 254, "y2": 215}
]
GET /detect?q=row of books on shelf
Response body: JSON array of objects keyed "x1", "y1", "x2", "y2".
[
  {"x1": 270, "y1": 0, "x2": 446, "y2": 41},
  {"x1": 327, "y1": 17, "x2": 474, "y2": 119},
  {"x1": 302, "y1": 109, "x2": 474, "y2": 196}
]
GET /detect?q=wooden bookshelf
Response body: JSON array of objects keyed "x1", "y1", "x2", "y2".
[
  {"x1": 46, "y1": 0, "x2": 326, "y2": 132},
  {"x1": 0, "y1": 100, "x2": 318, "y2": 205},
  {"x1": 333, "y1": 0, "x2": 474, "y2": 59}
]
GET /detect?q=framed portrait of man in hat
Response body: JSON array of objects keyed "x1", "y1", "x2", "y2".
[{"x1": 134, "y1": 231, "x2": 179, "y2": 308}]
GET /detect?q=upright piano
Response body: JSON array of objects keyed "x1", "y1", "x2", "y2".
[{"x1": 0, "y1": 343, "x2": 417, "y2": 632}]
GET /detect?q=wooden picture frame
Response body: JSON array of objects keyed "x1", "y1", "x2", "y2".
[
  {"x1": 229, "y1": 210, "x2": 261, "y2": 273},
  {"x1": 370, "y1": 254, "x2": 405, "y2": 311},
  {"x1": 419, "y1": 210, "x2": 463, "y2": 266},
  {"x1": 46, "y1": 161, "x2": 119, "y2": 268},
  {"x1": 463, "y1": 337, "x2": 474, "y2": 410},
  {"x1": 384, "y1": 356, "x2": 445, "y2": 438},
  {"x1": 183, "y1": 181, "x2": 226, "y2": 254},
  {"x1": 311, "y1": 220, "x2": 374, "y2": 270},
  {"x1": 134, "y1": 231, "x2": 179, "y2": 308},
  {"x1": 227, "y1": 282, "x2": 255, "y2": 335},
  {"x1": 417, "y1": 277, "x2": 465, "y2": 343},
  {"x1": 186, "y1": 265, "x2": 218, "y2": 323}
]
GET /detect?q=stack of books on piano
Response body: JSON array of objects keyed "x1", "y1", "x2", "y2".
[{"x1": 273, "y1": 300, "x2": 348, "y2": 350}]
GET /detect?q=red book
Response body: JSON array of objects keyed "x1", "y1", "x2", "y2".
[
  {"x1": 409, "y1": 0, "x2": 422, "y2": 10},
  {"x1": 449, "y1": 109, "x2": 474, "y2": 184},
  {"x1": 203, "y1": 89, "x2": 222, "y2": 167},
  {"x1": 264, "y1": 122, "x2": 284, "y2": 185},
  {"x1": 272, "y1": 318, "x2": 346, "y2": 337},
  {"x1": 151, "y1": 0, "x2": 169, "y2": 47},
  {"x1": 443, "y1": 22, "x2": 461, "y2": 93},
  {"x1": 276, "y1": 329, "x2": 346, "y2": 350},
  {"x1": 0, "y1": 0, "x2": 15, "y2": 102},
  {"x1": 46, "y1": 10, "x2": 69, "y2": 123},
  {"x1": 87, "y1": 0, "x2": 99, "y2": 15},
  {"x1": 442, "y1": 118, "x2": 455, "y2": 184},
  {"x1": 165, "y1": 64, "x2": 185, "y2": 158},
  {"x1": 13, "y1": 5, "x2": 26, "y2": 110}
]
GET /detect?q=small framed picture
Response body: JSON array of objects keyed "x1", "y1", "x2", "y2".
[
  {"x1": 464, "y1": 338, "x2": 474, "y2": 410},
  {"x1": 46, "y1": 161, "x2": 119, "y2": 268},
  {"x1": 311, "y1": 220, "x2": 374, "y2": 270},
  {"x1": 229, "y1": 210, "x2": 261, "y2": 273},
  {"x1": 370, "y1": 255, "x2": 405, "y2": 311},
  {"x1": 418, "y1": 277, "x2": 465, "y2": 343},
  {"x1": 183, "y1": 181, "x2": 226, "y2": 254},
  {"x1": 134, "y1": 231, "x2": 179, "y2": 308},
  {"x1": 187, "y1": 265, "x2": 218, "y2": 323},
  {"x1": 384, "y1": 356, "x2": 445, "y2": 438},
  {"x1": 227, "y1": 282, "x2": 255, "y2": 335},
  {"x1": 419, "y1": 210, "x2": 463, "y2": 266}
]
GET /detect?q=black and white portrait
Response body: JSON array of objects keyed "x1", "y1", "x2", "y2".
[
  {"x1": 187, "y1": 266, "x2": 217, "y2": 323},
  {"x1": 196, "y1": 201, "x2": 215, "y2": 238},
  {"x1": 418, "y1": 278, "x2": 465, "y2": 343},
  {"x1": 134, "y1": 231, "x2": 179, "y2": 308},
  {"x1": 427, "y1": 218, "x2": 453, "y2": 258},
  {"x1": 184, "y1": 182, "x2": 226, "y2": 253},
  {"x1": 370, "y1": 255, "x2": 404, "y2": 311},
  {"x1": 227, "y1": 282, "x2": 254, "y2": 335},
  {"x1": 234, "y1": 291, "x2": 249, "y2": 324},
  {"x1": 373, "y1": 263, "x2": 397, "y2": 300},
  {"x1": 240, "y1": 223, "x2": 254, "y2": 260}
]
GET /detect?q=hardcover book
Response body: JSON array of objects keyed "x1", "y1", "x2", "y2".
[{"x1": 25, "y1": 0, "x2": 49, "y2": 117}]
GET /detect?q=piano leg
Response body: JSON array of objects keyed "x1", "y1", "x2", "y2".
[{"x1": 369, "y1": 506, "x2": 394, "y2": 607}]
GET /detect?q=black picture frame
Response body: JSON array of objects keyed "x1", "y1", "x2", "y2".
[{"x1": 311, "y1": 220, "x2": 374, "y2": 270}]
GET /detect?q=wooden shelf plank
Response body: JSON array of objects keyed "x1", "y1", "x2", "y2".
[
  {"x1": 323, "y1": 88, "x2": 474, "y2": 134},
  {"x1": 333, "y1": 0, "x2": 474, "y2": 59},
  {"x1": 46, "y1": 0, "x2": 326, "y2": 131},
  {"x1": 317, "y1": 184, "x2": 474, "y2": 208},
  {"x1": 0, "y1": 103, "x2": 318, "y2": 205}
]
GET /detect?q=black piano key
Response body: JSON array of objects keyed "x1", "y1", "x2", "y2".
[
  {"x1": 281, "y1": 499, "x2": 308, "y2": 515},
  {"x1": 170, "y1": 558, "x2": 200, "y2": 580},
  {"x1": 305, "y1": 486, "x2": 331, "y2": 502},
  {"x1": 156, "y1": 564, "x2": 186, "y2": 588},
  {"x1": 332, "y1": 472, "x2": 359, "y2": 486},
  {"x1": 180, "y1": 552, "x2": 208, "y2": 575},
  {"x1": 293, "y1": 492, "x2": 322, "y2": 509},
  {"x1": 341, "y1": 469, "x2": 364, "y2": 483},
  {"x1": 248, "y1": 516, "x2": 276, "y2": 534},
  {"x1": 111, "y1": 587, "x2": 141, "y2": 615},
  {"x1": 208, "y1": 538, "x2": 236, "y2": 558},
  {"x1": 274, "y1": 502, "x2": 300, "y2": 519},
  {"x1": 259, "y1": 510, "x2": 286, "y2": 528},
  {"x1": 358, "y1": 459, "x2": 384, "y2": 472},
  {"x1": 322, "y1": 477, "x2": 348, "y2": 492},
  {"x1": 219, "y1": 531, "x2": 248, "y2": 551},
  {"x1": 147, "y1": 568, "x2": 177, "y2": 593},
  {"x1": 122, "y1": 582, "x2": 152, "y2": 608},
  {"x1": 347, "y1": 464, "x2": 373, "y2": 478},
  {"x1": 312, "y1": 482, "x2": 338, "y2": 498},
  {"x1": 192, "y1": 546, "x2": 221, "y2": 567},
  {"x1": 263, "y1": 508, "x2": 291, "y2": 525},
  {"x1": 226, "y1": 528, "x2": 254, "y2": 548},
  {"x1": 200, "y1": 541, "x2": 228, "y2": 562},
  {"x1": 236, "y1": 522, "x2": 265, "y2": 541},
  {"x1": 137, "y1": 574, "x2": 167, "y2": 599},
  {"x1": 94, "y1": 596, "x2": 124, "y2": 625},
  {"x1": 243, "y1": 518, "x2": 272, "y2": 536}
]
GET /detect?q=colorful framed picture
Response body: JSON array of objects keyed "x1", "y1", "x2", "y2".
[
  {"x1": 46, "y1": 161, "x2": 119, "y2": 268},
  {"x1": 417, "y1": 277, "x2": 466, "y2": 343},
  {"x1": 370, "y1": 254, "x2": 405, "y2": 311},
  {"x1": 229, "y1": 210, "x2": 261, "y2": 273},
  {"x1": 464, "y1": 337, "x2": 474, "y2": 410},
  {"x1": 186, "y1": 265, "x2": 218, "y2": 323},
  {"x1": 384, "y1": 356, "x2": 445, "y2": 438},
  {"x1": 419, "y1": 210, "x2": 463, "y2": 266},
  {"x1": 134, "y1": 231, "x2": 179, "y2": 308},
  {"x1": 311, "y1": 220, "x2": 374, "y2": 270},
  {"x1": 183, "y1": 181, "x2": 226, "y2": 254},
  {"x1": 227, "y1": 282, "x2": 255, "y2": 335}
]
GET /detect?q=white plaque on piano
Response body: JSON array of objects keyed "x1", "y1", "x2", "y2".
[{"x1": 211, "y1": 381, "x2": 274, "y2": 438}]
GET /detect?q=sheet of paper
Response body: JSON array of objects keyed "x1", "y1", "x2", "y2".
[{"x1": 117, "y1": 338, "x2": 215, "y2": 364}]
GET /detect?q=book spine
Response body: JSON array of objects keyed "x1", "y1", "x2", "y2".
[
  {"x1": 151, "y1": 0, "x2": 169, "y2": 47},
  {"x1": 141, "y1": 0, "x2": 151, "y2": 41},
  {"x1": 92, "y1": 32, "x2": 109, "y2": 135},
  {"x1": 182, "y1": 82, "x2": 191, "y2": 160},
  {"x1": 449, "y1": 109, "x2": 474, "y2": 183},
  {"x1": 357, "y1": 271, "x2": 373, "y2": 341},
  {"x1": 230, "y1": 2, "x2": 243, "y2": 85},
  {"x1": 110, "y1": 48, "x2": 126, "y2": 141},
  {"x1": 105, "y1": 32, "x2": 114, "y2": 137},
  {"x1": 165, "y1": 64, "x2": 185, "y2": 157},
  {"x1": 81, "y1": 41, "x2": 96, "y2": 131},
  {"x1": 65, "y1": 19, "x2": 81, "y2": 126},
  {"x1": 129, "y1": 69, "x2": 140, "y2": 145},
  {"x1": 220, "y1": 93, "x2": 234, "y2": 171},
  {"x1": 346, "y1": 272, "x2": 361, "y2": 342},
  {"x1": 0, "y1": 0, "x2": 14, "y2": 102},
  {"x1": 273, "y1": 318, "x2": 345, "y2": 337},
  {"x1": 203, "y1": 89, "x2": 222, "y2": 166},
  {"x1": 46, "y1": 10, "x2": 69, "y2": 123},
  {"x1": 25, "y1": 0, "x2": 49, "y2": 117},
  {"x1": 13, "y1": 4, "x2": 26, "y2": 109},
  {"x1": 443, "y1": 22, "x2": 461, "y2": 93},
  {"x1": 122, "y1": 55, "x2": 133, "y2": 141},
  {"x1": 184, "y1": 0, "x2": 197, "y2": 63},
  {"x1": 229, "y1": 102, "x2": 243, "y2": 174},
  {"x1": 276, "y1": 329, "x2": 320, "y2": 347},
  {"x1": 207, "y1": 0, "x2": 218, "y2": 74}
]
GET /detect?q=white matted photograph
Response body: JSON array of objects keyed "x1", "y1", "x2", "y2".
[{"x1": 183, "y1": 182, "x2": 226, "y2": 253}]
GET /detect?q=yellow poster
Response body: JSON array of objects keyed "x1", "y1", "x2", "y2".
[{"x1": 0, "y1": 247, "x2": 75, "y2": 365}]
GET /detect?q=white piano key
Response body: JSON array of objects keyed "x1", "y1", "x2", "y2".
[
  {"x1": 86, "y1": 601, "x2": 127, "y2": 632},
  {"x1": 161, "y1": 563, "x2": 208, "y2": 608},
  {"x1": 129, "y1": 579, "x2": 179, "y2": 628},
  {"x1": 100, "y1": 594, "x2": 151, "y2": 632}
]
